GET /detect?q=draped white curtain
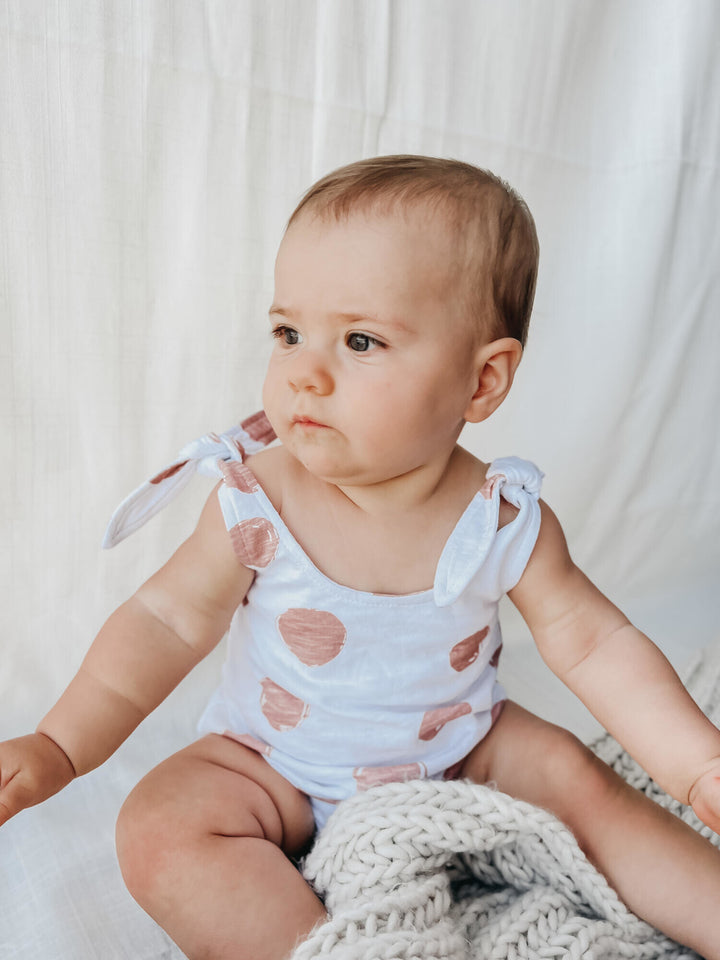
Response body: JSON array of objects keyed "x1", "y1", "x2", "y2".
[{"x1": 1, "y1": 3, "x2": 718, "y2": 957}]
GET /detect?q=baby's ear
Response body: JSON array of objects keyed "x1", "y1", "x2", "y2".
[{"x1": 464, "y1": 337, "x2": 523, "y2": 424}]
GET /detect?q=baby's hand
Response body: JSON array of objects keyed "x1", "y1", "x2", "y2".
[
  {"x1": 688, "y1": 761, "x2": 720, "y2": 835},
  {"x1": 0, "y1": 733, "x2": 75, "y2": 827}
]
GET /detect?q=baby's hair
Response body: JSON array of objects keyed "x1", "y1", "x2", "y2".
[{"x1": 287, "y1": 155, "x2": 539, "y2": 346}]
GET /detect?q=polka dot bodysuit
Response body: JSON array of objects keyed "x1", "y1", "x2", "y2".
[{"x1": 193, "y1": 418, "x2": 544, "y2": 831}]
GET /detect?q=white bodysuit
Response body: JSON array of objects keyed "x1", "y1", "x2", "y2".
[{"x1": 104, "y1": 412, "x2": 543, "y2": 831}]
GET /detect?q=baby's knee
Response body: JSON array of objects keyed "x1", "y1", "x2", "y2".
[
  {"x1": 116, "y1": 773, "x2": 210, "y2": 904},
  {"x1": 115, "y1": 779, "x2": 173, "y2": 903},
  {"x1": 115, "y1": 758, "x2": 291, "y2": 906}
]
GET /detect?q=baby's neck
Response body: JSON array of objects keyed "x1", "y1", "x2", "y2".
[
  {"x1": 333, "y1": 445, "x2": 470, "y2": 519},
  {"x1": 245, "y1": 443, "x2": 489, "y2": 594},
  {"x1": 248, "y1": 443, "x2": 487, "y2": 595}
]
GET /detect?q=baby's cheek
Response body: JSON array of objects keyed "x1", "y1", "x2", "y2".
[{"x1": 260, "y1": 378, "x2": 282, "y2": 431}]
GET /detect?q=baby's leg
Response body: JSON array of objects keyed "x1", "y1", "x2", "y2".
[
  {"x1": 116, "y1": 734, "x2": 325, "y2": 960},
  {"x1": 460, "y1": 702, "x2": 720, "y2": 960}
]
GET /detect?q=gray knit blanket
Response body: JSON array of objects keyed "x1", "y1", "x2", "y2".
[{"x1": 290, "y1": 647, "x2": 720, "y2": 960}]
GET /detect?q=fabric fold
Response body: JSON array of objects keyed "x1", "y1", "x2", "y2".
[{"x1": 101, "y1": 412, "x2": 276, "y2": 548}]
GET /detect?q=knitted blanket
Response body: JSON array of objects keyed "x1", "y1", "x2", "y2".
[{"x1": 290, "y1": 647, "x2": 720, "y2": 960}]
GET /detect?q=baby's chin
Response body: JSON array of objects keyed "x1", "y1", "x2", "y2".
[
  {"x1": 297, "y1": 458, "x2": 368, "y2": 488},
  {"x1": 283, "y1": 446, "x2": 372, "y2": 487},
  {"x1": 275, "y1": 426, "x2": 410, "y2": 488},
  {"x1": 295, "y1": 453, "x2": 417, "y2": 494}
]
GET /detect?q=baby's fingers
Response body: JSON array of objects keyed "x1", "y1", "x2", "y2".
[
  {"x1": 689, "y1": 773, "x2": 720, "y2": 835},
  {"x1": 0, "y1": 733, "x2": 75, "y2": 827},
  {"x1": 0, "y1": 773, "x2": 37, "y2": 826}
]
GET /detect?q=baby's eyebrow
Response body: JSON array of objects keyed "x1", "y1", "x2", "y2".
[{"x1": 337, "y1": 311, "x2": 411, "y2": 333}]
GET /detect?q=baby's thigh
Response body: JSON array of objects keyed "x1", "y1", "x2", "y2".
[
  {"x1": 116, "y1": 734, "x2": 316, "y2": 859},
  {"x1": 459, "y1": 701, "x2": 611, "y2": 820}
]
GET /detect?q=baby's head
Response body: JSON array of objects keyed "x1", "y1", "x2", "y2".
[
  {"x1": 263, "y1": 156, "x2": 539, "y2": 487},
  {"x1": 286, "y1": 155, "x2": 538, "y2": 347}
]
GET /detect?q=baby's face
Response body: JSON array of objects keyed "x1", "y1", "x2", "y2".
[{"x1": 262, "y1": 207, "x2": 485, "y2": 488}]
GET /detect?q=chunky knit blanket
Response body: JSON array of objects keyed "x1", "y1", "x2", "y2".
[{"x1": 290, "y1": 647, "x2": 720, "y2": 960}]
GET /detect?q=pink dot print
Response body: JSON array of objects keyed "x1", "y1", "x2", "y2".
[
  {"x1": 277, "y1": 609, "x2": 347, "y2": 666},
  {"x1": 220, "y1": 460, "x2": 259, "y2": 494},
  {"x1": 479, "y1": 473, "x2": 504, "y2": 500},
  {"x1": 353, "y1": 762, "x2": 427, "y2": 791},
  {"x1": 230, "y1": 517, "x2": 279, "y2": 567},
  {"x1": 259, "y1": 678, "x2": 310, "y2": 731},
  {"x1": 489, "y1": 643, "x2": 503, "y2": 669},
  {"x1": 419, "y1": 702, "x2": 472, "y2": 741},
  {"x1": 450, "y1": 626, "x2": 489, "y2": 671},
  {"x1": 223, "y1": 731, "x2": 272, "y2": 757},
  {"x1": 149, "y1": 461, "x2": 189, "y2": 485},
  {"x1": 241, "y1": 411, "x2": 277, "y2": 445}
]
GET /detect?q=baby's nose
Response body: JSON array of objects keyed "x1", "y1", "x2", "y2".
[{"x1": 288, "y1": 352, "x2": 334, "y2": 395}]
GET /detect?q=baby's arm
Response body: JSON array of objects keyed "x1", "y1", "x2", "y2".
[
  {"x1": 0, "y1": 484, "x2": 253, "y2": 826},
  {"x1": 509, "y1": 501, "x2": 720, "y2": 831}
]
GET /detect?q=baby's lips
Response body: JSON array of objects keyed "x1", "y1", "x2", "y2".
[{"x1": 419, "y1": 702, "x2": 472, "y2": 741}]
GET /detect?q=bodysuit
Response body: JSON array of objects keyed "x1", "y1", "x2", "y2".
[{"x1": 104, "y1": 412, "x2": 543, "y2": 831}]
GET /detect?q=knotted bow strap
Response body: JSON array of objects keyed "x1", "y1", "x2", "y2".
[
  {"x1": 102, "y1": 411, "x2": 276, "y2": 549},
  {"x1": 485, "y1": 456, "x2": 544, "y2": 504},
  {"x1": 432, "y1": 456, "x2": 544, "y2": 607}
]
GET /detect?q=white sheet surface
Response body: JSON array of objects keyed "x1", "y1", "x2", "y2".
[{"x1": 1, "y1": 2, "x2": 719, "y2": 957}]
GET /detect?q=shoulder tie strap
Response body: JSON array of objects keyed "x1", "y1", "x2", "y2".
[
  {"x1": 102, "y1": 411, "x2": 276, "y2": 549},
  {"x1": 433, "y1": 456, "x2": 544, "y2": 606}
]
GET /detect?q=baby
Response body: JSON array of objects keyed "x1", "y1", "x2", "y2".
[{"x1": 2, "y1": 155, "x2": 720, "y2": 960}]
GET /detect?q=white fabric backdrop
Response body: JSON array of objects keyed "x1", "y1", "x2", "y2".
[{"x1": 1, "y1": 2, "x2": 718, "y2": 957}]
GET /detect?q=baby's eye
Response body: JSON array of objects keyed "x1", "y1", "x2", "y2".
[
  {"x1": 272, "y1": 325, "x2": 301, "y2": 346},
  {"x1": 347, "y1": 332, "x2": 381, "y2": 352}
]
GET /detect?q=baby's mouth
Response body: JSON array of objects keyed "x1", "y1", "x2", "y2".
[{"x1": 292, "y1": 416, "x2": 329, "y2": 429}]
